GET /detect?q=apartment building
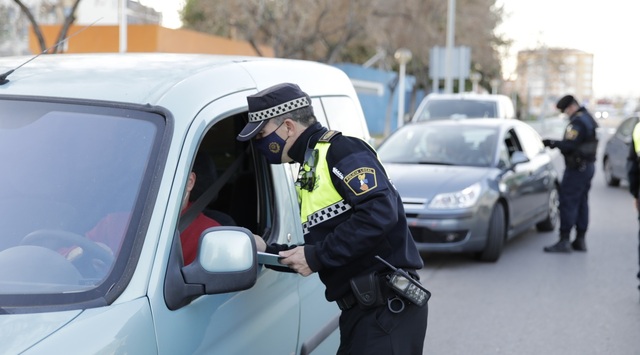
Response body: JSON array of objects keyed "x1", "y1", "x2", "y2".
[{"x1": 515, "y1": 48, "x2": 593, "y2": 118}]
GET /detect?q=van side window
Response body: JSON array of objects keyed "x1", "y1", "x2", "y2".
[
  {"x1": 515, "y1": 125, "x2": 545, "y2": 158},
  {"x1": 184, "y1": 113, "x2": 271, "y2": 240},
  {"x1": 311, "y1": 98, "x2": 329, "y2": 127},
  {"x1": 503, "y1": 129, "x2": 523, "y2": 159},
  {"x1": 316, "y1": 96, "x2": 367, "y2": 139}
]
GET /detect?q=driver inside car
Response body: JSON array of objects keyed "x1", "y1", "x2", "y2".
[{"x1": 58, "y1": 151, "x2": 266, "y2": 274}]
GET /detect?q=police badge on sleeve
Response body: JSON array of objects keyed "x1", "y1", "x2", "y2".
[{"x1": 344, "y1": 167, "x2": 377, "y2": 195}]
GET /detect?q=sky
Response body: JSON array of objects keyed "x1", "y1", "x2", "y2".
[
  {"x1": 140, "y1": 0, "x2": 183, "y2": 29},
  {"x1": 145, "y1": 0, "x2": 639, "y2": 99},
  {"x1": 496, "y1": 0, "x2": 639, "y2": 99}
]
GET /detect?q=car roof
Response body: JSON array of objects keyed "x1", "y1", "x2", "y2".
[
  {"x1": 0, "y1": 53, "x2": 246, "y2": 101},
  {"x1": 0, "y1": 53, "x2": 363, "y2": 136},
  {"x1": 422, "y1": 92, "x2": 511, "y2": 101},
  {"x1": 405, "y1": 117, "x2": 521, "y2": 129},
  {"x1": 0, "y1": 53, "x2": 356, "y2": 106}
]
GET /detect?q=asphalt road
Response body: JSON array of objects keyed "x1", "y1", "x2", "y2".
[{"x1": 418, "y1": 117, "x2": 640, "y2": 355}]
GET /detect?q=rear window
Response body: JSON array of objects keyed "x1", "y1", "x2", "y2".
[
  {"x1": 414, "y1": 99, "x2": 498, "y2": 120},
  {"x1": 0, "y1": 97, "x2": 166, "y2": 311}
]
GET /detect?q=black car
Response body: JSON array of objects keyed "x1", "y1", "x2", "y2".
[{"x1": 603, "y1": 115, "x2": 639, "y2": 186}]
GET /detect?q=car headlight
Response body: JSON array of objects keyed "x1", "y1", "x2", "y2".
[{"x1": 429, "y1": 182, "x2": 482, "y2": 209}]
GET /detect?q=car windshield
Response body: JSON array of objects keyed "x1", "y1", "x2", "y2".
[
  {"x1": 0, "y1": 98, "x2": 164, "y2": 306},
  {"x1": 377, "y1": 124, "x2": 499, "y2": 167},
  {"x1": 415, "y1": 99, "x2": 498, "y2": 120}
]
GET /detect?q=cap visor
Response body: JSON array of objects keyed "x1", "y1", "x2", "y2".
[{"x1": 237, "y1": 120, "x2": 267, "y2": 141}]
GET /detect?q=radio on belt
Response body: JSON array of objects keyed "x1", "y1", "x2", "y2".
[{"x1": 375, "y1": 255, "x2": 431, "y2": 307}]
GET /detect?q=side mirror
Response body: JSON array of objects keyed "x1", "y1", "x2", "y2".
[
  {"x1": 510, "y1": 151, "x2": 529, "y2": 166},
  {"x1": 164, "y1": 227, "x2": 258, "y2": 310},
  {"x1": 183, "y1": 227, "x2": 258, "y2": 294}
]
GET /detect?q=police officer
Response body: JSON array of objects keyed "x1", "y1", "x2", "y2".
[
  {"x1": 237, "y1": 83, "x2": 429, "y2": 354},
  {"x1": 542, "y1": 95, "x2": 598, "y2": 253},
  {"x1": 626, "y1": 121, "x2": 640, "y2": 291}
]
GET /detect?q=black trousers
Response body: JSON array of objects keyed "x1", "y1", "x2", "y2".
[
  {"x1": 337, "y1": 300, "x2": 428, "y2": 355},
  {"x1": 559, "y1": 162, "x2": 595, "y2": 234},
  {"x1": 637, "y1": 213, "x2": 640, "y2": 287}
]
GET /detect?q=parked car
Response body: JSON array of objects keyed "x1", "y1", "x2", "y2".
[
  {"x1": 603, "y1": 114, "x2": 639, "y2": 186},
  {"x1": 0, "y1": 53, "x2": 371, "y2": 354},
  {"x1": 376, "y1": 119, "x2": 559, "y2": 262},
  {"x1": 411, "y1": 92, "x2": 516, "y2": 121}
]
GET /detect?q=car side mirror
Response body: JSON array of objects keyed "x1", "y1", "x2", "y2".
[
  {"x1": 184, "y1": 227, "x2": 258, "y2": 293},
  {"x1": 510, "y1": 151, "x2": 529, "y2": 166},
  {"x1": 164, "y1": 227, "x2": 258, "y2": 310}
]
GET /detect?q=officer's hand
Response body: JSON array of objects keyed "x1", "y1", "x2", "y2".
[
  {"x1": 542, "y1": 139, "x2": 555, "y2": 148},
  {"x1": 279, "y1": 246, "x2": 313, "y2": 276}
]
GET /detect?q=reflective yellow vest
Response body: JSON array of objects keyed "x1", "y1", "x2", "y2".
[
  {"x1": 633, "y1": 122, "x2": 640, "y2": 155},
  {"x1": 296, "y1": 132, "x2": 352, "y2": 235}
]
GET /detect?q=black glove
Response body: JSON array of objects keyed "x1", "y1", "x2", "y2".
[{"x1": 542, "y1": 139, "x2": 555, "y2": 148}]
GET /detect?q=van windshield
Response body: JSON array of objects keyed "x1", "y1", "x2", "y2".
[
  {"x1": 415, "y1": 99, "x2": 498, "y2": 120},
  {"x1": 0, "y1": 98, "x2": 165, "y2": 308}
]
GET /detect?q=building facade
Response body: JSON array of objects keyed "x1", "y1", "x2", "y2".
[
  {"x1": 0, "y1": 0, "x2": 160, "y2": 56},
  {"x1": 516, "y1": 48, "x2": 593, "y2": 118}
]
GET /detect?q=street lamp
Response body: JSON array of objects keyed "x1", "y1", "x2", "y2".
[
  {"x1": 490, "y1": 78, "x2": 499, "y2": 95},
  {"x1": 394, "y1": 48, "x2": 412, "y2": 130}
]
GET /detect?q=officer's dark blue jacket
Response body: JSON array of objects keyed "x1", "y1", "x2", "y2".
[
  {"x1": 266, "y1": 122, "x2": 423, "y2": 301},
  {"x1": 554, "y1": 107, "x2": 598, "y2": 165}
]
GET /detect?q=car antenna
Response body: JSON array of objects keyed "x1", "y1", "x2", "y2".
[{"x1": 0, "y1": 18, "x2": 102, "y2": 86}]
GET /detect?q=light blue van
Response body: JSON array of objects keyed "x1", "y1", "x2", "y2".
[{"x1": 0, "y1": 53, "x2": 370, "y2": 354}]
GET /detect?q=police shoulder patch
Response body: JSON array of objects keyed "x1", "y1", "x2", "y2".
[
  {"x1": 565, "y1": 124, "x2": 579, "y2": 140},
  {"x1": 344, "y1": 167, "x2": 377, "y2": 195}
]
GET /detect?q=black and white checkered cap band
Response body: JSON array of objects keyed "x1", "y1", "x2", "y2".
[
  {"x1": 302, "y1": 200, "x2": 352, "y2": 235},
  {"x1": 248, "y1": 97, "x2": 310, "y2": 122}
]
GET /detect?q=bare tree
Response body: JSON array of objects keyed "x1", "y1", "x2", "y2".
[
  {"x1": 0, "y1": 5, "x2": 9, "y2": 44},
  {"x1": 182, "y1": 0, "x2": 374, "y2": 62},
  {"x1": 12, "y1": 0, "x2": 82, "y2": 54},
  {"x1": 181, "y1": 0, "x2": 509, "y2": 93}
]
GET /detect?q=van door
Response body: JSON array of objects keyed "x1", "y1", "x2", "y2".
[
  {"x1": 312, "y1": 96, "x2": 370, "y2": 141},
  {"x1": 149, "y1": 92, "x2": 301, "y2": 355}
]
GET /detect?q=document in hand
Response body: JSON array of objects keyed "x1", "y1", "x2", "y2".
[{"x1": 257, "y1": 252, "x2": 284, "y2": 266}]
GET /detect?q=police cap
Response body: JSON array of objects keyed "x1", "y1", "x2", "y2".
[{"x1": 237, "y1": 83, "x2": 311, "y2": 141}]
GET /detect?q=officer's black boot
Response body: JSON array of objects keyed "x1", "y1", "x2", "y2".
[
  {"x1": 571, "y1": 230, "x2": 587, "y2": 252},
  {"x1": 543, "y1": 233, "x2": 571, "y2": 253}
]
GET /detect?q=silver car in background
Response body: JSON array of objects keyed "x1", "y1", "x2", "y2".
[
  {"x1": 377, "y1": 119, "x2": 559, "y2": 262},
  {"x1": 603, "y1": 114, "x2": 638, "y2": 186},
  {"x1": 412, "y1": 92, "x2": 516, "y2": 121}
]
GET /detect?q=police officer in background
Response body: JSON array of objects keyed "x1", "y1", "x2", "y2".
[
  {"x1": 237, "y1": 83, "x2": 429, "y2": 354},
  {"x1": 542, "y1": 95, "x2": 598, "y2": 253},
  {"x1": 625, "y1": 121, "x2": 640, "y2": 292}
]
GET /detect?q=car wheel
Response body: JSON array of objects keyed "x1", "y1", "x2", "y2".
[
  {"x1": 604, "y1": 157, "x2": 620, "y2": 187},
  {"x1": 476, "y1": 203, "x2": 505, "y2": 262},
  {"x1": 536, "y1": 184, "x2": 559, "y2": 232}
]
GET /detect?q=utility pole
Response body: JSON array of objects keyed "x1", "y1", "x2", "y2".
[
  {"x1": 395, "y1": 48, "x2": 412, "y2": 130},
  {"x1": 538, "y1": 43, "x2": 548, "y2": 132},
  {"x1": 119, "y1": 0, "x2": 127, "y2": 53},
  {"x1": 444, "y1": 0, "x2": 456, "y2": 93}
]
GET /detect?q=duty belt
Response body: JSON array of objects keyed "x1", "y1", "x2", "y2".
[
  {"x1": 335, "y1": 270, "x2": 419, "y2": 311},
  {"x1": 336, "y1": 293, "x2": 358, "y2": 311}
]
